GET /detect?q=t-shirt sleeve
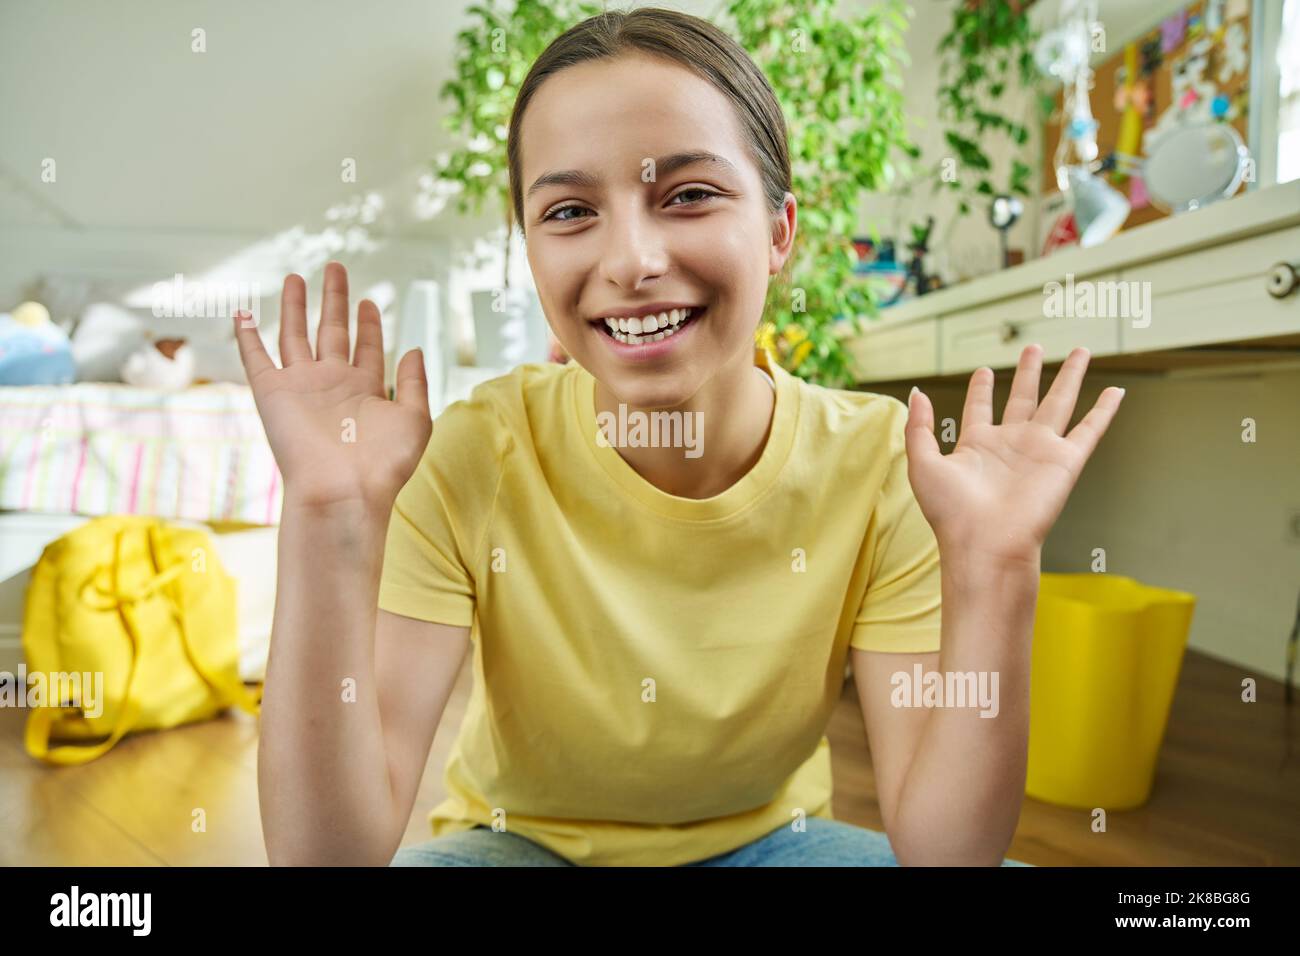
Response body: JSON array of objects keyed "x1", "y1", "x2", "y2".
[
  {"x1": 376, "y1": 388, "x2": 509, "y2": 628},
  {"x1": 849, "y1": 400, "x2": 943, "y2": 653}
]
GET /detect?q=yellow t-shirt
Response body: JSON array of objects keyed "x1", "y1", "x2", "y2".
[{"x1": 377, "y1": 346, "x2": 942, "y2": 866}]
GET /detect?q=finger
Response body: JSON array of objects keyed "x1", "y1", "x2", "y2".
[
  {"x1": 1036, "y1": 347, "x2": 1091, "y2": 434},
  {"x1": 278, "y1": 274, "x2": 313, "y2": 365},
  {"x1": 353, "y1": 298, "x2": 385, "y2": 385},
  {"x1": 1002, "y1": 344, "x2": 1043, "y2": 425},
  {"x1": 904, "y1": 386, "x2": 943, "y2": 471},
  {"x1": 1065, "y1": 386, "x2": 1125, "y2": 459},
  {"x1": 316, "y1": 260, "x2": 351, "y2": 361},
  {"x1": 232, "y1": 309, "x2": 275, "y2": 382},
  {"x1": 959, "y1": 366, "x2": 995, "y2": 435},
  {"x1": 394, "y1": 348, "x2": 431, "y2": 419}
]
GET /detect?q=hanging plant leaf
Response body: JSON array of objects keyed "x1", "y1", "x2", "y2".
[{"x1": 936, "y1": 0, "x2": 1043, "y2": 224}]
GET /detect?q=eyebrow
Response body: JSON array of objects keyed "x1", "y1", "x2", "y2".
[{"x1": 526, "y1": 150, "x2": 740, "y2": 200}]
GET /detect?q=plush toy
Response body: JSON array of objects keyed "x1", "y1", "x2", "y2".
[
  {"x1": 121, "y1": 338, "x2": 195, "y2": 390},
  {"x1": 0, "y1": 301, "x2": 76, "y2": 386}
]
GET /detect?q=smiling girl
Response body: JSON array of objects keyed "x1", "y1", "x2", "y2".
[{"x1": 237, "y1": 7, "x2": 1124, "y2": 867}]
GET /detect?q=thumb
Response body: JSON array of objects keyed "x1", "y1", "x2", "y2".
[
  {"x1": 904, "y1": 386, "x2": 942, "y2": 472},
  {"x1": 394, "y1": 348, "x2": 431, "y2": 419}
]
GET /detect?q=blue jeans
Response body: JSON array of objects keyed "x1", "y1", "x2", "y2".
[{"x1": 390, "y1": 818, "x2": 1034, "y2": 866}]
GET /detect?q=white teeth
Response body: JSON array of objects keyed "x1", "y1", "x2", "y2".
[{"x1": 600, "y1": 307, "x2": 700, "y2": 345}]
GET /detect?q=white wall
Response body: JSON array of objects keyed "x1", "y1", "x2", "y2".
[
  {"x1": 0, "y1": 223, "x2": 461, "y2": 380},
  {"x1": 1041, "y1": 365, "x2": 1300, "y2": 683}
]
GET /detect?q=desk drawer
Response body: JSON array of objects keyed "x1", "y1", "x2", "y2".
[
  {"x1": 939, "y1": 284, "x2": 1122, "y2": 375},
  {"x1": 1121, "y1": 224, "x2": 1300, "y2": 352},
  {"x1": 846, "y1": 318, "x2": 938, "y2": 382}
]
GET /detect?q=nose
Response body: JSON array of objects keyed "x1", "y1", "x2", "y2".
[{"x1": 598, "y1": 197, "x2": 670, "y2": 291}]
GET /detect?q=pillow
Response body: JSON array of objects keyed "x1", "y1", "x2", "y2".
[
  {"x1": 70, "y1": 303, "x2": 146, "y2": 382},
  {"x1": 0, "y1": 312, "x2": 76, "y2": 385},
  {"x1": 69, "y1": 301, "x2": 256, "y2": 385}
]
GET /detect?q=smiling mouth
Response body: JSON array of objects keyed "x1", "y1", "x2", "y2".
[{"x1": 593, "y1": 306, "x2": 705, "y2": 345}]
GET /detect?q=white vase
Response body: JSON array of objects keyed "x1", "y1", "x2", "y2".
[
  {"x1": 470, "y1": 287, "x2": 548, "y2": 368},
  {"x1": 394, "y1": 280, "x2": 452, "y2": 415}
]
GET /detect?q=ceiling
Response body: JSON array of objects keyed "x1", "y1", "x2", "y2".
[
  {"x1": 0, "y1": 0, "x2": 514, "y2": 237},
  {"x1": 0, "y1": 0, "x2": 1192, "y2": 239}
]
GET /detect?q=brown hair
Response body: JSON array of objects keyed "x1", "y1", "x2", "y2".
[{"x1": 506, "y1": 6, "x2": 793, "y2": 239}]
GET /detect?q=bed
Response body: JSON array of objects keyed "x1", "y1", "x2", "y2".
[
  {"x1": 0, "y1": 382, "x2": 282, "y2": 525},
  {"x1": 0, "y1": 382, "x2": 281, "y2": 681}
]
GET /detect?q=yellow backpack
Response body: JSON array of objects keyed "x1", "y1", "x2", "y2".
[{"x1": 21, "y1": 515, "x2": 262, "y2": 765}]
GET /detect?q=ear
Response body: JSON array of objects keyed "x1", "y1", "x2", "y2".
[{"x1": 769, "y1": 192, "x2": 797, "y2": 275}]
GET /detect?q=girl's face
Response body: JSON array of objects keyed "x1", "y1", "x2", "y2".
[{"x1": 520, "y1": 52, "x2": 795, "y2": 410}]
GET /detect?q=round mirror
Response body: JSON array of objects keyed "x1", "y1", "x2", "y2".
[{"x1": 1143, "y1": 123, "x2": 1250, "y2": 214}]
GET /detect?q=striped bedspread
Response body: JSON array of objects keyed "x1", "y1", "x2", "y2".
[{"x1": 0, "y1": 383, "x2": 282, "y2": 525}]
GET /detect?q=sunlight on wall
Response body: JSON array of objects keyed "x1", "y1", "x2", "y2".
[{"x1": 1277, "y1": 0, "x2": 1300, "y2": 183}]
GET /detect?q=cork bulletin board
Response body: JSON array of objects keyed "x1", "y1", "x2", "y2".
[{"x1": 1040, "y1": 0, "x2": 1252, "y2": 242}]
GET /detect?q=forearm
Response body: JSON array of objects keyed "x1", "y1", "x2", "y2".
[
  {"x1": 890, "y1": 550, "x2": 1040, "y2": 865},
  {"x1": 257, "y1": 497, "x2": 400, "y2": 866}
]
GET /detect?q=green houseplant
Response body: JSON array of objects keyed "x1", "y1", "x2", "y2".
[
  {"x1": 935, "y1": 0, "x2": 1049, "y2": 216},
  {"x1": 724, "y1": 0, "x2": 917, "y2": 388}
]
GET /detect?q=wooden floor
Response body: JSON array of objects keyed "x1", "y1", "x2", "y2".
[{"x1": 2, "y1": 647, "x2": 1297, "y2": 866}]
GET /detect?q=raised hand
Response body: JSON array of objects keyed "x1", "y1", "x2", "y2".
[
  {"x1": 903, "y1": 344, "x2": 1125, "y2": 568},
  {"x1": 233, "y1": 261, "x2": 432, "y2": 510}
]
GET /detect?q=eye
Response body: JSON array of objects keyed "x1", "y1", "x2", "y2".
[
  {"x1": 670, "y1": 187, "x2": 721, "y2": 207},
  {"x1": 541, "y1": 203, "x2": 590, "y2": 223},
  {"x1": 540, "y1": 187, "x2": 721, "y2": 223}
]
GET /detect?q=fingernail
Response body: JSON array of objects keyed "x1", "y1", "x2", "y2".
[{"x1": 1115, "y1": 386, "x2": 1126, "y2": 398}]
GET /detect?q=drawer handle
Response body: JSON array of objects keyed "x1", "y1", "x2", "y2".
[
  {"x1": 1266, "y1": 262, "x2": 1299, "y2": 299},
  {"x1": 999, "y1": 321, "x2": 1021, "y2": 344}
]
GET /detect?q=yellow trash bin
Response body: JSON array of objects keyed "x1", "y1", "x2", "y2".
[{"x1": 1026, "y1": 573, "x2": 1196, "y2": 810}]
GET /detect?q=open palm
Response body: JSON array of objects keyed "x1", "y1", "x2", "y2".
[
  {"x1": 233, "y1": 262, "x2": 432, "y2": 509},
  {"x1": 904, "y1": 345, "x2": 1125, "y2": 566}
]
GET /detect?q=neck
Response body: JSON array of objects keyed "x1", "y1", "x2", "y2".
[{"x1": 593, "y1": 352, "x2": 776, "y2": 500}]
